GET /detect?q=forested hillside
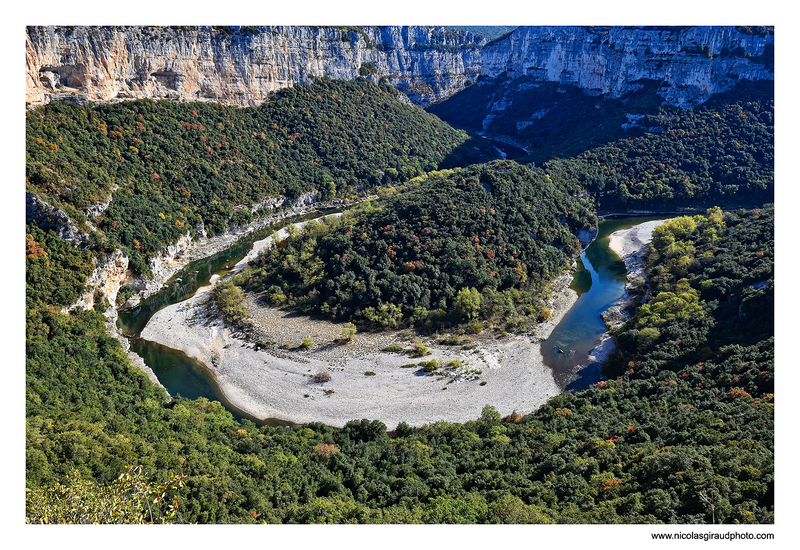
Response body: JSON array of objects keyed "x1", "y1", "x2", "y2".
[
  {"x1": 26, "y1": 206, "x2": 773, "y2": 524},
  {"x1": 26, "y1": 77, "x2": 489, "y2": 274},
  {"x1": 241, "y1": 161, "x2": 595, "y2": 332},
  {"x1": 431, "y1": 80, "x2": 773, "y2": 211},
  {"x1": 25, "y1": 71, "x2": 774, "y2": 524}
]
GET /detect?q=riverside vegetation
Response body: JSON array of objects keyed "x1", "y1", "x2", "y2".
[
  {"x1": 26, "y1": 73, "x2": 773, "y2": 523},
  {"x1": 240, "y1": 161, "x2": 596, "y2": 333}
]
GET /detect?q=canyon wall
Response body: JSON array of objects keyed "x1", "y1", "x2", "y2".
[
  {"x1": 25, "y1": 25, "x2": 483, "y2": 107},
  {"x1": 26, "y1": 26, "x2": 772, "y2": 110},
  {"x1": 481, "y1": 26, "x2": 773, "y2": 107}
]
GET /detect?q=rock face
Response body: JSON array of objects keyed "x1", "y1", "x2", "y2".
[
  {"x1": 69, "y1": 249, "x2": 130, "y2": 311},
  {"x1": 26, "y1": 26, "x2": 772, "y2": 110},
  {"x1": 26, "y1": 192, "x2": 87, "y2": 245},
  {"x1": 480, "y1": 26, "x2": 774, "y2": 108},
  {"x1": 26, "y1": 25, "x2": 483, "y2": 107}
]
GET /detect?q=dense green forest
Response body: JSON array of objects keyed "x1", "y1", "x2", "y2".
[
  {"x1": 429, "y1": 80, "x2": 773, "y2": 211},
  {"x1": 25, "y1": 70, "x2": 774, "y2": 524},
  {"x1": 26, "y1": 76, "x2": 492, "y2": 274},
  {"x1": 26, "y1": 206, "x2": 773, "y2": 524},
  {"x1": 240, "y1": 161, "x2": 595, "y2": 332}
]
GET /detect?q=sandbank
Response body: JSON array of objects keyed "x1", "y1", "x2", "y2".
[{"x1": 140, "y1": 278, "x2": 574, "y2": 430}]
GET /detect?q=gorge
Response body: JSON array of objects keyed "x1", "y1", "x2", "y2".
[{"x1": 25, "y1": 25, "x2": 775, "y2": 526}]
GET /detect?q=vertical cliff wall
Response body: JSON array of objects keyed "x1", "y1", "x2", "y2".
[
  {"x1": 25, "y1": 25, "x2": 483, "y2": 107},
  {"x1": 26, "y1": 26, "x2": 773, "y2": 110},
  {"x1": 479, "y1": 26, "x2": 773, "y2": 107}
]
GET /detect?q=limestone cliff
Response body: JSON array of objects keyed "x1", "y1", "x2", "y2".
[
  {"x1": 480, "y1": 26, "x2": 774, "y2": 108},
  {"x1": 69, "y1": 249, "x2": 129, "y2": 311},
  {"x1": 26, "y1": 25, "x2": 483, "y2": 107},
  {"x1": 26, "y1": 25, "x2": 772, "y2": 110}
]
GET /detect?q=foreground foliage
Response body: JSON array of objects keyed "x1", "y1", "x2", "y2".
[
  {"x1": 25, "y1": 206, "x2": 772, "y2": 524},
  {"x1": 26, "y1": 466, "x2": 187, "y2": 524}
]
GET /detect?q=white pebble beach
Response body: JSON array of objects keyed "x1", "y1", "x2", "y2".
[{"x1": 139, "y1": 218, "x2": 663, "y2": 430}]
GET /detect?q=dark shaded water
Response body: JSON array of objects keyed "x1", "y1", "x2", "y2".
[{"x1": 542, "y1": 216, "x2": 665, "y2": 392}]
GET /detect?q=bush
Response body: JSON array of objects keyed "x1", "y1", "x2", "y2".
[
  {"x1": 115, "y1": 285, "x2": 136, "y2": 305},
  {"x1": 359, "y1": 62, "x2": 378, "y2": 76},
  {"x1": 439, "y1": 335, "x2": 462, "y2": 346},
  {"x1": 411, "y1": 341, "x2": 432, "y2": 357},
  {"x1": 420, "y1": 359, "x2": 439, "y2": 372},
  {"x1": 339, "y1": 322, "x2": 357, "y2": 342},
  {"x1": 300, "y1": 337, "x2": 314, "y2": 350},
  {"x1": 312, "y1": 370, "x2": 331, "y2": 383},
  {"x1": 537, "y1": 308, "x2": 552, "y2": 322},
  {"x1": 93, "y1": 290, "x2": 108, "y2": 313},
  {"x1": 382, "y1": 344, "x2": 404, "y2": 353},
  {"x1": 465, "y1": 320, "x2": 484, "y2": 334}
]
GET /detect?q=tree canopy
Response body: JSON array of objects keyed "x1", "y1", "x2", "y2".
[{"x1": 242, "y1": 161, "x2": 596, "y2": 331}]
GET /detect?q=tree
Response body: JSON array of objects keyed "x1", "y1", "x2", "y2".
[
  {"x1": 488, "y1": 494, "x2": 554, "y2": 524},
  {"x1": 339, "y1": 322, "x2": 357, "y2": 342},
  {"x1": 454, "y1": 287, "x2": 482, "y2": 320},
  {"x1": 26, "y1": 466, "x2": 186, "y2": 524}
]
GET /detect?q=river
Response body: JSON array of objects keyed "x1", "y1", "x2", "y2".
[
  {"x1": 118, "y1": 209, "x2": 339, "y2": 425},
  {"x1": 542, "y1": 215, "x2": 666, "y2": 392},
  {"x1": 119, "y1": 214, "x2": 663, "y2": 423}
]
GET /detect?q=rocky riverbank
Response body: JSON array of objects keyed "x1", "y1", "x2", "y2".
[
  {"x1": 124, "y1": 194, "x2": 359, "y2": 307},
  {"x1": 602, "y1": 219, "x2": 666, "y2": 330}
]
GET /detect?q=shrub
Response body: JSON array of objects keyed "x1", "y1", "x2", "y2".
[
  {"x1": 300, "y1": 337, "x2": 313, "y2": 350},
  {"x1": 537, "y1": 308, "x2": 552, "y2": 322},
  {"x1": 339, "y1": 322, "x2": 357, "y2": 342},
  {"x1": 93, "y1": 290, "x2": 108, "y2": 313},
  {"x1": 359, "y1": 62, "x2": 378, "y2": 76},
  {"x1": 420, "y1": 359, "x2": 439, "y2": 372},
  {"x1": 465, "y1": 320, "x2": 484, "y2": 334},
  {"x1": 439, "y1": 335, "x2": 462, "y2": 346},
  {"x1": 411, "y1": 341, "x2": 432, "y2": 357},
  {"x1": 115, "y1": 284, "x2": 136, "y2": 305},
  {"x1": 382, "y1": 344, "x2": 404, "y2": 352},
  {"x1": 364, "y1": 371, "x2": 376, "y2": 376},
  {"x1": 312, "y1": 370, "x2": 331, "y2": 383}
]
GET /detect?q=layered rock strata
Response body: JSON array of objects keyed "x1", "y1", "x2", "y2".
[
  {"x1": 26, "y1": 25, "x2": 483, "y2": 107},
  {"x1": 26, "y1": 26, "x2": 772, "y2": 110}
]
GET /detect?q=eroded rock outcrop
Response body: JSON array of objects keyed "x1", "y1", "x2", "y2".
[
  {"x1": 68, "y1": 249, "x2": 130, "y2": 311},
  {"x1": 480, "y1": 26, "x2": 773, "y2": 108},
  {"x1": 26, "y1": 192, "x2": 87, "y2": 245}
]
